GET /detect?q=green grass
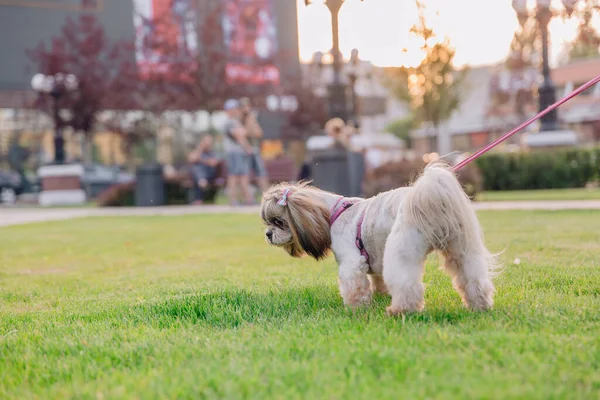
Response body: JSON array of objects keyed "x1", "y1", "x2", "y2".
[
  {"x1": 1, "y1": 211, "x2": 600, "y2": 399},
  {"x1": 477, "y1": 187, "x2": 600, "y2": 202}
]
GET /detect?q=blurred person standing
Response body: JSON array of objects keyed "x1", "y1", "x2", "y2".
[
  {"x1": 240, "y1": 97, "x2": 269, "y2": 193},
  {"x1": 222, "y1": 99, "x2": 254, "y2": 206}
]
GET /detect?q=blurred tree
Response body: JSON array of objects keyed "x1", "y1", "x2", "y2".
[
  {"x1": 508, "y1": 14, "x2": 539, "y2": 69},
  {"x1": 388, "y1": 1, "x2": 467, "y2": 155},
  {"x1": 385, "y1": 115, "x2": 415, "y2": 148},
  {"x1": 133, "y1": 0, "x2": 285, "y2": 166},
  {"x1": 28, "y1": 14, "x2": 139, "y2": 164},
  {"x1": 567, "y1": 0, "x2": 600, "y2": 61},
  {"x1": 283, "y1": 82, "x2": 328, "y2": 141},
  {"x1": 139, "y1": 1, "x2": 232, "y2": 116},
  {"x1": 488, "y1": 18, "x2": 538, "y2": 120},
  {"x1": 123, "y1": 0, "x2": 236, "y2": 168}
]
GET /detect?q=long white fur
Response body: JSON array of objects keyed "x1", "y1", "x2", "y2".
[
  {"x1": 403, "y1": 162, "x2": 500, "y2": 276},
  {"x1": 261, "y1": 162, "x2": 500, "y2": 315}
]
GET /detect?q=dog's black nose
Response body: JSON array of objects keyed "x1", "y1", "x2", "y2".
[{"x1": 266, "y1": 231, "x2": 273, "y2": 240}]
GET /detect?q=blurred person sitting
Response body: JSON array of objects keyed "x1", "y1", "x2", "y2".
[
  {"x1": 188, "y1": 134, "x2": 220, "y2": 205},
  {"x1": 222, "y1": 99, "x2": 254, "y2": 206},
  {"x1": 240, "y1": 97, "x2": 269, "y2": 193}
]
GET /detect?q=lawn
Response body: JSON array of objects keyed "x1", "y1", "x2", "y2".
[
  {"x1": 1, "y1": 211, "x2": 600, "y2": 399},
  {"x1": 477, "y1": 187, "x2": 600, "y2": 202}
]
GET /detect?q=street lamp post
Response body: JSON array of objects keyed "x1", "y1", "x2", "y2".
[
  {"x1": 31, "y1": 73, "x2": 79, "y2": 164},
  {"x1": 512, "y1": 0, "x2": 578, "y2": 132},
  {"x1": 536, "y1": 0, "x2": 558, "y2": 131},
  {"x1": 346, "y1": 48, "x2": 360, "y2": 123},
  {"x1": 305, "y1": 0, "x2": 363, "y2": 121}
]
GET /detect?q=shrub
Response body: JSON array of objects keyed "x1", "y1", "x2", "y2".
[
  {"x1": 363, "y1": 158, "x2": 483, "y2": 199},
  {"x1": 97, "y1": 175, "x2": 195, "y2": 207},
  {"x1": 475, "y1": 148, "x2": 600, "y2": 191},
  {"x1": 96, "y1": 181, "x2": 135, "y2": 207},
  {"x1": 385, "y1": 116, "x2": 415, "y2": 148}
]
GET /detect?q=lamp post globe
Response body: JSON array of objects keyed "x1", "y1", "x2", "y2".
[
  {"x1": 31, "y1": 73, "x2": 47, "y2": 93},
  {"x1": 65, "y1": 74, "x2": 79, "y2": 91}
]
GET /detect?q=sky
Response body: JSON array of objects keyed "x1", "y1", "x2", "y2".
[{"x1": 296, "y1": 0, "x2": 597, "y2": 67}]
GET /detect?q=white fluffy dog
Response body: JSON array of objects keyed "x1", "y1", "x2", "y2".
[{"x1": 260, "y1": 162, "x2": 499, "y2": 316}]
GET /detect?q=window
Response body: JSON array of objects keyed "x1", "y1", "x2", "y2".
[{"x1": 470, "y1": 132, "x2": 489, "y2": 149}]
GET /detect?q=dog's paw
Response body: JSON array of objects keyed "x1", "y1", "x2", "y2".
[
  {"x1": 386, "y1": 306, "x2": 403, "y2": 317},
  {"x1": 344, "y1": 295, "x2": 372, "y2": 310},
  {"x1": 340, "y1": 281, "x2": 372, "y2": 309},
  {"x1": 386, "y1": 304, "x2": 423, "y2": 317}
]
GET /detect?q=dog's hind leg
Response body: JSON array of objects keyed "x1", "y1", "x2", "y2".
[
  {"x1": 401, "y1": 161, "x2": 497, "y2": 312},
  {"x1": 383, "y1": 223, "x2": 429, "y2": 316},
  {"x1": 442, "y1": 243, "x2": 495, "y2": 311}
]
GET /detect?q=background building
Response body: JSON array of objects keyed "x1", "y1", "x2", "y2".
[{"x1": 410, "y1": 58, "x2": 600, "y2": 155}]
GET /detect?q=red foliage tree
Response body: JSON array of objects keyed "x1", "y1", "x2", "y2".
[
  {"x1": 137, "y1": 0, "x2": 290, "y2": 121},
  {"x1": 283, "y1": 81, "x2": 328, "y2": 141},
  {"x1": 28, "y1": 13, "x2": 140, "y2": 163},
  {"x1": 137, "y1": 0, "x2": 234, "y2": 118}
]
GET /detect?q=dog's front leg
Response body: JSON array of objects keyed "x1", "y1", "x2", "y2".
[{"x1": 338, "y1": 257, "x2": 372, "y2": 309}]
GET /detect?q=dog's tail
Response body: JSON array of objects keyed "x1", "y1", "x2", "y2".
[{"x1": 402, "y1": 162, "x2": 500, "y2": 274}]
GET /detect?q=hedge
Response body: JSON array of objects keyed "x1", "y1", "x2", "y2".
[{"x1": 475, "y1": 148, "x2": 600, "y2": 191}]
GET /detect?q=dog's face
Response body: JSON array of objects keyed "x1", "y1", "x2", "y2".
[
  {"x1": 260, "y1": 184, "x2": 332, "y2": 260},
  {"x1": 262, "y1": 208, "x2": 293, "y2": 247}
]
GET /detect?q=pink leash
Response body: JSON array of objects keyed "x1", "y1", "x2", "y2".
[{"x1": 453, "y1": 74, "x2": 600, "y2": 172}]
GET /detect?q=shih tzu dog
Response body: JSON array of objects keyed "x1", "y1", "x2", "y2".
[{"x1": 260, "y1": 162, "x2": 499, "y2": 316}]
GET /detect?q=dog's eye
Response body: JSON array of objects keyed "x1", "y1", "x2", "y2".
[{"x1": 272, "y1": 218, "x2": 285, "y2": 228}]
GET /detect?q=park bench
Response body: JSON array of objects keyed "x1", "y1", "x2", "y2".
[
  {"x1": 263, "y1": 154, "x2": 298, "y2": 185},
  {"x1": 180, "y1": 160, "x2": 227, "y2": 204}
]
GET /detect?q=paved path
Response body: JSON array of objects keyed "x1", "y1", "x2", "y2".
[
  {"x1": 472, "y1": 200, "x2": 600, "y2": 211},
  {"x1": 1, "y1": 200, "x2": 600, "y2": 228},
  {"x1": 0, "y1": 205, "x2": 259, "y2": 228}
]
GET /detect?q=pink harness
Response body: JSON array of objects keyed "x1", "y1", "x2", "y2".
[{"x1": 329, "y1": 197, "x2": 370, "y2": 266}]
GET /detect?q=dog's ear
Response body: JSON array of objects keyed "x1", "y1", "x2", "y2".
[
  {"x1": 283, "y1": 242, "x2": 304, "y2": 258},
  {"x1": 285, "y1": 189, "x2": 331, "y2": 260}
]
